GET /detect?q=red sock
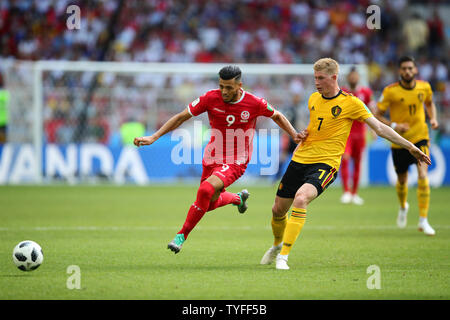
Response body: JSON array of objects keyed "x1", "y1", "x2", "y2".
[
  {"x1": 340, "y1": 157, "x2": 350, "y2": 192},
  {"x1": 207, "y1": 191, "x2": 241, "y2": 212},
  {"x1": 352, "y1": 155, "x2": 361, "y2": 194},
  {"x1": 178, "y1": 181, "x2": 216, "y2": 238}
]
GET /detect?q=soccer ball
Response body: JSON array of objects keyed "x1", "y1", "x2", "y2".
[{"x1": 12, "y1": 240, "x2": 44, "y2": 271}]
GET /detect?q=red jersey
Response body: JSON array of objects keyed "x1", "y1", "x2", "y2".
[
  {"x1": 342, "y1": 86, "x2": 373, "y2": 139},
  {"x1": 187, "y1": 89, "x2": 275, "y2": 166}
]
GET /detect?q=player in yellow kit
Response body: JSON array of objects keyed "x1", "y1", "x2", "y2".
[
  {"x1": 260, "y1": 58, "x2": 431, "y2": 270},
  {"x1": 375, "y1": 56, "x2": 439, "y2": 236}
]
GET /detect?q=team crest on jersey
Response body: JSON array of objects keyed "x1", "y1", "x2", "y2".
[
  {"x1": 418, "y1": 93, "x2": 424, "y2": 102},
  {"x1": 240, "y1": 110, "x2": 250, "y2": 122},
  {"x1": 331, "y1": 105, "x2": 342, "y2": 118}
]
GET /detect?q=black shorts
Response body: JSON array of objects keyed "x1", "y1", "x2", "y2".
[
  {"x1": 392, "y1": 139, "x2": 429, "y2": 174},
  {"x1": 288, "y1": 139, "x2": 297, "y2": 154},
  {"x1": 276, "y1": 161, "x2": 337, "y2": 198}
]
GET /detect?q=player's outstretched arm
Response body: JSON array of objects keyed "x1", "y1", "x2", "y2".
[
  {"x1": 134, "y1": 109, "x2": 192, "y2": 147},
  {"x1": 365, "y1": 117, "x2": 431, "y2": 165},
  {"x1": 270, "y1": 110, "x2": 307, "y2": 144},
  {"x1": 374, "y1": 107, "x2": 409, "y2": 134}
]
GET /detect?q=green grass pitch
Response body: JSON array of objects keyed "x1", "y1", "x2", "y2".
[{"x1": 0, "y1": 184, "x2": 449, "y2": 300}]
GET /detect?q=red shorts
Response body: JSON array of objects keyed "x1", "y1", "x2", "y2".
[
  {"x1": 200, "y1": 163, "x2": 246, "y2": 189},
  {"x1": 344, "y1": 137, "x2": 365, "y2": 159}
]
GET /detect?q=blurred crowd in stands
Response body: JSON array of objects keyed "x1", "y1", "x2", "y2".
[{"x1": 0, "y1": 0, "x2": 449, "y2": 145}]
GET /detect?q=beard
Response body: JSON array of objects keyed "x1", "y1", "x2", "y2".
[
  {"x1": 222, "y1": 91, "x2": 238, "y2": 103},
  {"x1": 400, "y1": 74, "x2": 415, "y2": 83},
  {"x1": 348, "y1": 82, "x2": 357, "y2": 89}
]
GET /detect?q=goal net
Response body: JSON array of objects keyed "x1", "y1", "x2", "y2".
[{"x1": 1, "y1": 61, "x2": 368, "y2": 185}]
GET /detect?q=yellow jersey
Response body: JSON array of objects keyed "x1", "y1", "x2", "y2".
[
  {"x1": 377, "y1": 80, "x2": 432, "y2": 148},
  {"x1": 292, "y1": 90, "x2": 373, "y2": 169}
]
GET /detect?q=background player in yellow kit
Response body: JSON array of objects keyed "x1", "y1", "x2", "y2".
[
  {"x1": 375, "y1": 56, "x2": 439, "y2": 236},
  {"x1": 260, "y1": 58, "x2": 431, "y2": 270}
]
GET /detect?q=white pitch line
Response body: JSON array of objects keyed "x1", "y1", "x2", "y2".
[{"x1": 0, "y1": 225, "x2": 449, "y2": 231}]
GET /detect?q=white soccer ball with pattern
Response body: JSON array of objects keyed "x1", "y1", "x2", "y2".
[{"x1": 12, "y1": 240, "x2": 44, "y2": 271}]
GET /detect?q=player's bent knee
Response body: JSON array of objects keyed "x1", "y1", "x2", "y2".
[
  {"x1": 417, "y1": 167, "x2": 428, "y2": 180},
  {"x1": 197, "y1": 181, "x2": 217, "y2": 199},
  {"x1": 293, "y1": 193, "x2": 310, "y2": 208},
  {"x1": 272, "y1": 201, "x2": 289, "y2": 217},
  {"x1": 272, "y1": 205, "x2": 284, "y2": 217},
  {"x1": 397, "y1": 173, "x2": 408, "y2": 185},
  {"x1": 205, "y1": 175, "x2": 225, "y2": 192}
]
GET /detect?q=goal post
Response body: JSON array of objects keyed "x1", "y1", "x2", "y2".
[
  {"x1": 32, "y1": 60, "x2": 369, "y2": 76},
  {"x1": 3, "y1": 61, "x2": 369, "y2": 185}
]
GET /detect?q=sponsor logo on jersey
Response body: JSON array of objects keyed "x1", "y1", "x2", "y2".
[{"x1": 191, "y1": 98, "x2": 200, "y2": 107}]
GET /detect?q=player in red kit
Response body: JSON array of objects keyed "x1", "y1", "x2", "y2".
[
  {"x1": 134, "y1": 66, "x2": 306, "y2": 253},
  {"x1": 340, "y1": 68, "x2": 376, "y2": 205}
]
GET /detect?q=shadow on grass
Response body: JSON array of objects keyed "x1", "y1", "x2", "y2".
[{"x1": 87, "y1": 261, "x2": 282, "y2": 273}]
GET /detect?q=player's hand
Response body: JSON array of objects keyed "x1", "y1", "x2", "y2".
[
  {"x1": 395, "y1": 123, "x2": 409, "y2": 134},
  {"x1": 134, "y1": 135, "x2": 157, "y2": 147},
  {"x1": 409, "y1": 146, "x2": 431, "y2": 166},
  {"x1": 430, "y1": 119, "x2": 439, "y2": 130},
  {"x1": 293, "y1": 129, "x2": 308, "y2": 144}
]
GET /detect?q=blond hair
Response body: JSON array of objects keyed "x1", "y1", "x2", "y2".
[{"x1": 313, "y1": 58, "x2": 339, "y2": 75}]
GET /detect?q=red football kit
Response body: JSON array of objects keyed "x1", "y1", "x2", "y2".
[
  {"x1": 187, "y1": 88, "x2": 275, "y2": 188},
  {"x1": 342, "y1": 86, "x2": 373, "y2": 151},
  {"x1": 341, "y1": 86, "x2": 373, "y2": 194},
  {"x1": 178, "y1": 88, "x2": 275, "y2": 239}
]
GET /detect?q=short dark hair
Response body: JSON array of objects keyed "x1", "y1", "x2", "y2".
[
  {"x1": 348, "y1": 66, "x2": 358, "y2": 73},
  {"x1": 219, "y1": 65, "x2": 242, "y2": 81},
  {"x1": 398, "y1": 56, "x2": 416, "y2": 67}
]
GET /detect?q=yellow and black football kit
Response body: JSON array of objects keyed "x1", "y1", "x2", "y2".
[
  {"x1": 277, "y1": 90, "x2": 373, "y2": 198},
  {"x1": 276, "y1": 90, "x2": 373, "y2": 257},
  {"x1": 377, "y1": 80, "x2": 432, "y2": 149},
  {"x1": 377, "y1": 80, "x2": 432, "y2": 173},
  {"x1": 378, "y1": 80, "x2": 433, "y2": 218}
]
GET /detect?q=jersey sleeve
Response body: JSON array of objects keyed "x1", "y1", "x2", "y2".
[
  {"x1": 307, "y1": 93, "x2": 315, "y2": 110},
  {"x1": 424, "y1": 82, "x2": 433, "y2": 104},
  {"x1": 377, "y1": 86, "x2": 391, "y2": 112},
  {"x1": 259, "y1": 98, "x2": 276, "y2": 117},
  {"x1": 187, "y1": 92, "x2": 209, "y2": 116},
  {"x1": 349, "y1": 97, "x2": 373, "y2": 121}
]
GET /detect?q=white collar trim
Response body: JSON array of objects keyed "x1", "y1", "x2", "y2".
[{"x1": 230, "y1": 89, "x2": 245, "y2": 104}]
